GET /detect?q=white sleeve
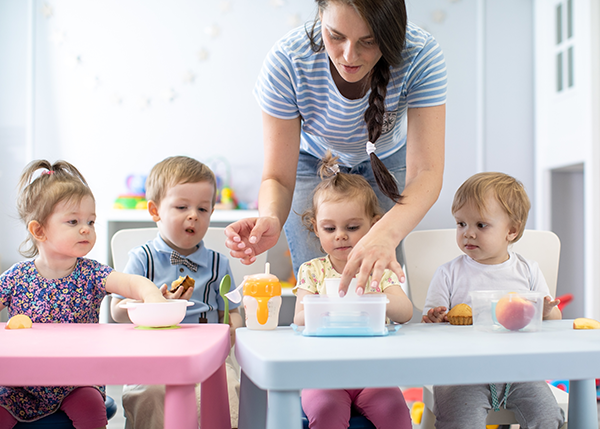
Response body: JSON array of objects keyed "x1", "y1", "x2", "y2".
[
  {"x1": 528, "y1": 260, "x2": 551, "y2": 296},
  {"x1": 422, "y1": 265, "x2": 452, "y2": 315}
]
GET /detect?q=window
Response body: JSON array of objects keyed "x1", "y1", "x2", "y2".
[{"x1": 556, "y1": 0, "x2": 575, "y2": 92}]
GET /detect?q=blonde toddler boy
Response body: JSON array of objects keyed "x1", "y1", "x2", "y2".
[
  {"x1": 422, "y1": 172, "x2": 565, "y2": 429},
  {"x1": 111, "y1": 156, "x2": 242, "y2": 429}
]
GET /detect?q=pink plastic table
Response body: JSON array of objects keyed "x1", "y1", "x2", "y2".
[{"x1": 0, "y1": 323, "x2": 231, "y2": 429}]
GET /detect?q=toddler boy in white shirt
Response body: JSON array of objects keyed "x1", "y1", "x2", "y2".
[{"x1": 422, "y1": 172, "x2": 564, "y2": 429}]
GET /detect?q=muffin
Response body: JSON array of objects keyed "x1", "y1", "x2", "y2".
[
  {"x1": 170, "y1": 275, "x2": 195, "y2": 293},
  {"x1": 447, "y1": 303, "x2": 472, "y2": 325}
]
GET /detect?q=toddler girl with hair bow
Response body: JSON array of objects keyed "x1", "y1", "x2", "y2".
[{"x1": 0, "y1": 160, "x2": 166, "y2": 429}]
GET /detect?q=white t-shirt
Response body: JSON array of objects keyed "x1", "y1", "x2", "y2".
[{"x1": 422, "y1": 252, "x2": 551, "y2": 314}]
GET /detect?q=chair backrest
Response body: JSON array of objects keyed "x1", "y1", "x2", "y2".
[
  {"x1": 403, "y1": 229, "x2": 561, "y2": 312},
  {"x1": 110, "y1": 226, "x2": 268, "y2": 286}
]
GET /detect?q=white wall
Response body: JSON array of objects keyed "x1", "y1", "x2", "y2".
[
  {"x1": 1, "y1": 0, "x2": 536, "y2": 272},
  {"x1": 0, "y1": 0, "x2": 30, "y2": 271},
  {"x1": 534, "y1": 0, "x2": 600, "y2": 318}
]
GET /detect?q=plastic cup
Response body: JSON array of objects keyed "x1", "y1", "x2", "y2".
[{"x1": 324, "y1": 278, "x2": 357, "y2": 298}]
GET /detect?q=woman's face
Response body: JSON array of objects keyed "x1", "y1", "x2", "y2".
[{"x1": 320, "y1": 2, "x2": 383, "y2": 84}]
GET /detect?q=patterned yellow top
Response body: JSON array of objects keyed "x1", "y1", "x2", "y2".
[{"x1": 294, "y1": 255, "x2": 402, "y2": 295}]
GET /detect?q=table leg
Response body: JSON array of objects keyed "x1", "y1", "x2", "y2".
[
  {"x1": 164, "y1": 384, "x2": 198, "y2": 429},
  {"x1": 238, "y1": 370, "x2": 267, "y2": 429},
  {"x1": 568, "y1": 379, "x2": 598, "y2": 429},
  {"x1": 267, "y1": 390, "x2": 302, "y2": 429},
  {"x1": 201, "y1": 362, "x2": 231, "y2": 429}
]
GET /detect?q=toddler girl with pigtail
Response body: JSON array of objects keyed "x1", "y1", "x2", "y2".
[
  {"x1": 292, "y1": 151, "x2": 413, "y2": 429},
  {"x1": 0, "y1": 160, "x2": 166, "y2": 429}
]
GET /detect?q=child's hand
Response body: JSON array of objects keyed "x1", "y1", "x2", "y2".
[
  {"x1": 159, "y1": 283, "x2": 194, "y2": 300},
  {"x1": 143, "y1": 294, "x2": 168, "y2": 304},
  {"x1": 543, "y1": 295, "x2": 561, "y2": 319},
  {"x1": 422, "y1": 306, "x2": 448, "y2": 323}
]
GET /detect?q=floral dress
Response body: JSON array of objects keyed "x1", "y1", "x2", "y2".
[
  {"x1": 0, "y1": 258, "x2": 112, "y2": 422},
  {"x1": 295, "y1": 255, "x2": 401, "y2": 295}
]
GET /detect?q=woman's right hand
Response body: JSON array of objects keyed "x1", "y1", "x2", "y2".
[{"x1": 225, "y1": 216, "x2": 281, "y2": 265}]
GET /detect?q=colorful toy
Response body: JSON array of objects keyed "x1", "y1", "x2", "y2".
[
  {"x1": 410, "y1": 401, "x2": 424, "y2": 424},
  {"x1": 215, "y1": 186, "x2": 238, "y2": 210},
  {"x1": 207, "y1": 157, "x2": 241, "y2": 210},
  {"x1": 113, "y1": 174, "x2": 147, "y2": 210},
  {"x1": 556, "y1": 293, "x2": 573, "y2": 311}
]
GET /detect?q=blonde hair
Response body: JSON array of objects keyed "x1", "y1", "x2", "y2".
[
  {"x1": 145, "y1": 156, "x2": 217, "y2": 207},
  {"x1": 17, "y1": 160, "x2": 94, "y2": 258},
  {"x1": 301, "y1": 151, "x2": 382, "y2": 233},
  {"x1": 452, "y1": 172, "x2": 530, "y2": 243}
]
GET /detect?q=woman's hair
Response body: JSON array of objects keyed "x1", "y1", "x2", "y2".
[
  {"x1": 301, "y1": 151, "x2": 382, "y2": 233},
  {"x1": 145, "y1": 156, "x2": 217, "y2": 207},
  {"x1": 17, "y1": 160, "x2": 94, "y2": 258},
  {"x1": 307, "y1": 0, "x2": 407, "y2": 203},
  {"x1": 452, "y1": 172, "x2": 531, "y2": 243}
]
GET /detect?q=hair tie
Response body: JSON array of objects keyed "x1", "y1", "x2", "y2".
[
  {"x1": 366, "y1": 141, "x2": 376, "y2": 155},
  {"x1": 42, "y1": 170, "x2": 54, "y2": 175},
  {"x1": 328, "y1": 164, "x2": 340, "y2": 175}
]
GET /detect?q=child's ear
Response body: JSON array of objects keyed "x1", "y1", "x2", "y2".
[
  {"x1": 147, "y1": 200, "x2": 160, "y2": 222},
  {"x1": 312, "y1": 220, "x2": 319, "y2": 238},
  {"x1": 27, "y1": 220, "x2": 46, "y2": 242},
  {"x1": 507, "y1": 223, "x2": 519, "y2": 242},
  {"x1": 371, "y1": 214, "x2": 382, "y2": 225}
]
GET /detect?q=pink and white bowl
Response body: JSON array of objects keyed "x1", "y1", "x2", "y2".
[{"x1": 118, "y1": 299, "x2": 194, "y2": 328}]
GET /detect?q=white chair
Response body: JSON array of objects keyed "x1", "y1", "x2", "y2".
[
  {"x1": 102, "y1": 226, "x2": 268, "y2": 322},
  {"x1": 402, "y1": 229, "x2": 568, "y2": 428}
]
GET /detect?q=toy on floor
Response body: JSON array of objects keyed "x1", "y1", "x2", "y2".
[{"x1": 410, "y1": 401, "x2": 424, "y2": 424}]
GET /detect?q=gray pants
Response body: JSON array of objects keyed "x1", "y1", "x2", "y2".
[{"x1": 433, "y1": 382, "x2": 565, "y2": 429}]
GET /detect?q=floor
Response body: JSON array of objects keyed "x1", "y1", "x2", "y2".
[
  {"x1": 106, "y1": 384, "x2": 597, "y2": 429},
  {"x1": 106, "y1": 385, "x2": 126, "y2": 429}
]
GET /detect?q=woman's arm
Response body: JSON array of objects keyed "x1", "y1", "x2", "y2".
[
  {"x1": 225, "y1": 112, "x2": 301, "y2": 264},
  {"x1": 341, "y1": 104, "x2": 446, "y2": 294}
]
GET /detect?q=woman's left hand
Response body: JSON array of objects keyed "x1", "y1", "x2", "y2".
[{"x1": 339, "y1": 105, "x2": 446, "y2": 295}]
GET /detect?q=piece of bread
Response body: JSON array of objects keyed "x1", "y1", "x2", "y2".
[
  {"x1": 573, "y1": 317, "x2": 600, "y2": 329},
  {"x1": 170, "y1": 275, "x2": 195, "y2": 293},
  {"x1": 447, "y1": 303, "x2": 473, "y2": 325}
]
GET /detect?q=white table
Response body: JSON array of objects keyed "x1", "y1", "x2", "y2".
[{"x1": 235, "y1": 321, "x2": 600, "y2": 429}]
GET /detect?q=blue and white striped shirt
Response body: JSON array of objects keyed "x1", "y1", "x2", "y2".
[{"x1": 254, "y1": 21, "x2": 447, "y2": 167}]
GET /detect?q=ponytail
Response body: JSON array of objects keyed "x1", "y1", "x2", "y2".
[{"x1": 365, "y1": 61, "x2": 402, "y2": 203}]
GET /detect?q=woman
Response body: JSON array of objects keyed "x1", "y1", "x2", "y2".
[{"x1": 225, "y1": 0, "x2": 447, "y2": 294}]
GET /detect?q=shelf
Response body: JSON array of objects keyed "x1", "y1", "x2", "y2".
[{"x1": 105, "y1": 209, "x2": 259, "y2": 223}]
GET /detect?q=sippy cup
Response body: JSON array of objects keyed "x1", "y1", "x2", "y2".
[{"x1": 243, "y1": 263, "x2": 282, "y2": 330}]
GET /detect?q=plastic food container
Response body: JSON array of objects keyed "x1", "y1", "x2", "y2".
[
  {"x1": 302, "y1": 294, "x2": 389, "y2": 336},
  {"x1": 469, "y1": 290, "x2": 544, "y2": 332},
  {"x1": 118, "y1": 299, "x2": 194, "y2": 328}
]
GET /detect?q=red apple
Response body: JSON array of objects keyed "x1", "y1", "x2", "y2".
[{"x1": 495, "y1": 292, "x2": 536, "y2": 331}]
